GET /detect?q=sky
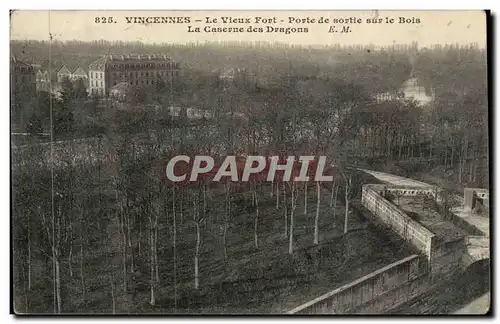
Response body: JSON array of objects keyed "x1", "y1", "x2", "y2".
[{"x1": 10, "y1": 10, "x2": 487, "y2": 47}]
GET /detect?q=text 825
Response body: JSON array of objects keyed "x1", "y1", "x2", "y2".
[{"x1": 95, "y1": 17, "x2": 116, "y2": 23}]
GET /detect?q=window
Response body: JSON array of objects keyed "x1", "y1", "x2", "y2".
[{"x1": 146, "y1": 72, "x2": 149, "y2": 77}]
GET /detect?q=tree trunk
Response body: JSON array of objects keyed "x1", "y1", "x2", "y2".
[
  {"x1": 27, "y1": 226, "x2": 31, "y2": 291},
  {"x1": 314, "y1": 182, "x2": 321, "y2": 245},
  {"x1": 55, "y1": 258, "x2": 61, "y2": 314},
  {"x1": 460, "y1": 145, "x2": 464, "y2": 184},
  {"x1": 120, "y1": 213, "x2": 127, "y2": 293},
  {"x1": 473, "y1": 163, "x2": 478, "y2": 184},
  {"x1": 429, "y1": 136, "x2": 433, "y2": 159},
  {"x1": 460, "y1": 136, "x2": 468, "y2": 184},
  {"x1": 223, "y1": 223, "x2": 228, "y2": 260},
  {"x1": 469, "y1": 161, "x2": 474, "y2": 183},
  {"x1": 330, "y1": 181, "x2": 335, "y2": 207},
  {"x1": 450, "y1": 144, "x2": 455, "y2": 168},
  {"x1": 253, "y1": 188, "x2": 259, "y2": 249},
  {"x1": 149, "y1": 217, "x2": 155, "y2": 306},
  {"x1": 127, "y1": 213, "x2": 135, "y2": 274},
  {"x1": 283, "y1": 182, "x2": 287, "y2": 237},
  {"x1": 180, "y1": 191, "x2": 184, "y2": 224},
  {"x1": 304, "y1": 181, "x2": 308, "y2": 216},
  {"x1": 78, "y1": 220, "x2": 86, "y2": 299},
  {"x1": 333, "y1": 184, "x2": 339, "y2": 222},
  {"x1": 115, "y1": 190, "x2": 127, "y2": 294},
  {"x1": 410, "y1": 137, "x2": 414, "y2": 158},
  {"x1": 288, "y1": 182, "x2": 295, "y2": 254},
  {"x1": 172, "y1": 186, "x2": 177, "y2": 311},
  {"x1": 22, "y1": 266, "x2": 28, "y2": 313},
  {"x1": 344, "y1": 175, "x2": 351, "y2": 234},
  {"x1": 194, "y1": 194, "x2": 200, "y2": 290},
  {"x1": 275, "y1": 181, "x2": 279, "y2": 209},
  {"x1": 203, "y1": 182, "x2": 207, "y2": 219},
  {"x1": 138, "y1": 219, "x2": 142, "y2": 257},
  {"x1": 68, "y1": 244, "x2": 73, "y2": 278},
  {"x1": 110, "y1": 279, "x2": 116, "y2": 314},
  {"x1": 223, "y1": 183, "x2": 230, "y2": 260},
  {"x1": 51, "y1": 214, "x2": 57, "y2": 314},
  {"x1": 154, "y1": 209, "x2": 159, "y2": 283}
]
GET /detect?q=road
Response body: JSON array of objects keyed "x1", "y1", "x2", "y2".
[{"x1": 453, "y1": 292, "x2": 490, "y2": 315}]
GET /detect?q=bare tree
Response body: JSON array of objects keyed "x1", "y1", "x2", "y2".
[
  {"x1": 342, "y1": 173, "x2": 352, "y2": 234},
  {"x1": 287, "y1": 181, "x2": 299, "y2": 254}
]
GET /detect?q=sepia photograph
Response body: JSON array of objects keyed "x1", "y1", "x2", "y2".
[{"x1": 10, "y1": 10, "x2": 490, "y2": 315}]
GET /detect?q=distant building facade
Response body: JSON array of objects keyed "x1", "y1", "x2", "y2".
[
  {"x1": 72, "y1": 66, "x2": 88, "y2": 83},
  {"x1": 57, "y1": 65, "x2": 72, "y2": 82},
  {"x1": 36, "y1": 69, "x2": 51, "y2": 92},
  {"x1": 10, "y1": 56, "x2": 36, "y2": 129},
  {"x1": 57, "y1": 65, "x2": 88, "y2": 84},
  {"x1": 88, "y1": 54, "x2": 181, "y2": 97},
  {"x1": 11, "y1": 57, "x2": 36, "y2": 104}
]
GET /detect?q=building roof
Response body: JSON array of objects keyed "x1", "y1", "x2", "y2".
[
  {"x1": 89, "y1": 53, "x2": 174, "y2": 70},
  {"x1": 57, "y1": 65, "x2": 71, "y2": 75},
  {"x1": 11, "y1": 56, "x2": 33, "y2": 69},
  {"x1": 72, "y1": 66, "x2": 87, "y2": 76},
  {"x1": 107, "y1": 53, "x2": 171, "y2": 61}
]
